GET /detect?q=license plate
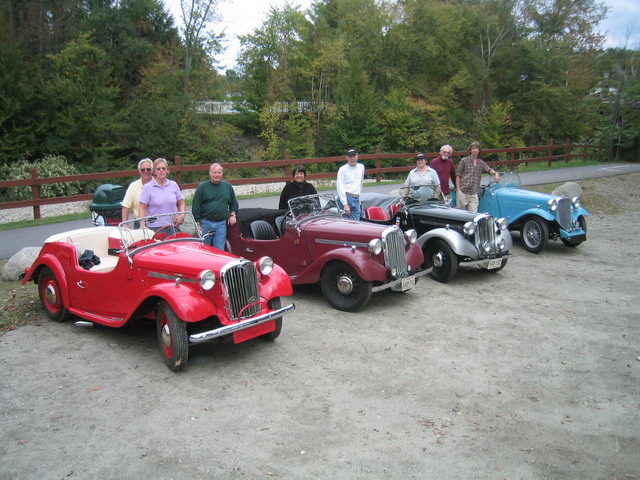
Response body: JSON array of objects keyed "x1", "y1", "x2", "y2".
[
  {"x1": 400, "y1": 276, "x2": 415, "y2": 291},
  {"x1": 487, "y1": 258, "x2": 502, "y2": 270},
  {"x1": 233, "y1": 321, "x2": 275, "y2": 343}
]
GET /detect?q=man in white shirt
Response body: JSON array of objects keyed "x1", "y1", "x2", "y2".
[
  {"x1": 121, "y1": 158, "x2": 153, "y2": 221},
  {"x1": 336, "y1": 148, "x2": 365, "y2": 220}
]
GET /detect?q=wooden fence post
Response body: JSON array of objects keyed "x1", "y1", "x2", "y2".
[
  {"x1": 548, "y1": 138, "x2": 554, "y2": 167},
  {"x1": 375, "y1": 145, "x2": 381, "y2": 182},
  {"x1": 31, "y1": 168, "x2": 41, "y2": 220},
  {"x1": 174, "y1": 156, "x2": 182, "y2": 186},
  {"x1": 284, "y1": 150, "x2": 291, "y2": 178},
  {"x1": 565, "y1": 138, "x2": 570, "y2": 163},
  {"x1": 510, "y1": 142, "x2": 516, "y2": 171}
]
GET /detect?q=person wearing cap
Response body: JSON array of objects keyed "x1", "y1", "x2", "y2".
[
  {"x1": 456, "y1": 141, "x2": 500, "y2": 212},
  {"x1": 192, "y1": 163, "x2": 239, "y2": 250},
  {"x1": 429, "y1": 145, "x2": 457, "y2": 203},
  {"x1": 336, "y1": 148, "x2": 365, "y2": 220},
  {"x1": 121, "y1": 158, "x2": 154, "y2": 221},
  {"x1": 278, "y1": 165, "x2": 318, "y2": 209},
  {"x1": 403, "y1": 153, "x2": 441, "y2": 199}
]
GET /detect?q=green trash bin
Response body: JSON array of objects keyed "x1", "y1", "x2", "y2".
[{"x1": 90, "y1": 184, "x2": 125, "y2": 226}]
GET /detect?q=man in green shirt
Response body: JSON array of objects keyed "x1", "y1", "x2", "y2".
[{"x1": 192, "y1": 163, "x2": 239, "y2": 250}]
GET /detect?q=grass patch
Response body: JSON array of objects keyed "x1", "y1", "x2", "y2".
[{"x1": 0, "y1": 263, "x2": 41, "y2": 334}]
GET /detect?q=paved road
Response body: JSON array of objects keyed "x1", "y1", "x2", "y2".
[{"x1": 2, "y1": 163, "x2": 639, "y2": 260}]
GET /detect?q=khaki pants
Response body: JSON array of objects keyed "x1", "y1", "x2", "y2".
[{"x1": 456, "y1": 191, "x2": 479, "y2": 212}]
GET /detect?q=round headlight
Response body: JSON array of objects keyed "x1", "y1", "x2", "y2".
[
  {"x1": 496, "y1": 217, "x2": 508, "y2": 231},
  {"x1": 571, "y1": 196, "x2": 581, "y2": 209},
  {"x1": 404, "y1": 229, "x2": 418, "y2": 244},
  {"x1": 463, "y1": 221, "x2": 476, "y2": 236},
  {"x1": 258, "y1": 256, "x2": 274, "y2": 276},
  {"x1": 198, "y1": 270, "x2": 216, "y2": 290},
  {"x1": 368, "y1": 238, "x2": 382, "y2": 255},
  {"x1": 547, "y1": 198, "x2": 558, "y2": 211},
  {"x1": 497, "y1": 238, "x2": 506, "y2": 251},
  {"x1": 482, "y1": 241, "x2": 492, "y2": 253}
]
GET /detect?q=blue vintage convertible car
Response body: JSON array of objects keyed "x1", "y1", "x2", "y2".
[{"x1": 477, "y1": 172, "x2": 589, "y2": 253}]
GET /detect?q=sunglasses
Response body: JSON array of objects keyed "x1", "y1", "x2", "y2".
[
  {"x1": 155, "y1": 167, "x2": 167, "y2": 171},
  {"x1": 140, "y1": 168, "x2": 152, "y2": 172}
]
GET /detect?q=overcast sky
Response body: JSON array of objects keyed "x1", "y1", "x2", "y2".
[{"x1": 164, "y1": 0, "x2": 639, "y2": 72}]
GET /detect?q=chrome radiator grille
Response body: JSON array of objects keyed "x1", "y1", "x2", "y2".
[
  {"x1": 557, "y1": 197, "x2": 571, "y2": 230},
  {"x1": 381, "y1": 227, "x2": 408, "y2": 276},
  {"x1": 475, "y1": 216, "x2": 498, "y2": 257},
  {"x1": 220, "y1": 259, "x2": 261, "y2": 320}
]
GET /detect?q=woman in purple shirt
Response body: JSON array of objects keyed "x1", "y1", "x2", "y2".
[{"x1": 138, "y1": 158, "x2": 185, "y2": 229}]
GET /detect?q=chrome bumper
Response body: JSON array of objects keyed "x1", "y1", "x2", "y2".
[
  {"x1": 461, "y1": 253, "x2": 511, "y2": 268},
  {"x1": 371, "y1": 267, "x2": 432, "y2": 293},
  {"x1": 188, "y1": 303, "x2": 295, "y2": 344}
]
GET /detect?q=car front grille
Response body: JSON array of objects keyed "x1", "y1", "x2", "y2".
[
  {"x1": 381, "y1": 227, "x2": 409, "y2": 277},
  {"x1": 220, "y1": 259, "x2": 261, "y2": 320},
  {"x1": 475, "y1": 216, "x2": 499, "y2": 257},
  {"x1": 556, "y1": 197, "x2": 571, "y2": 230}
]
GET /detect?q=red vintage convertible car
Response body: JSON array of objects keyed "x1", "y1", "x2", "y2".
[
  {"x1": 226, "y1": 194, "x2": 428, "y2": 312},
  {"x1": 21, "y1": 212, "x2": 295, "y2": 371}
]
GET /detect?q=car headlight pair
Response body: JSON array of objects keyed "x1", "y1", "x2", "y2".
[{"x1": 198, "y1": 257, "x2": 274, "y2": 291}]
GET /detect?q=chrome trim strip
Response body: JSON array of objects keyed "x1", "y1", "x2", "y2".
[
  {"x1": 148, "y1": 271, "x2": 197, "y2": 284},
  {"x1": 315, "y1": 238, "x2": 369, "y2": 248},
  {"x1": 460, "y1": 253, "x2": 512, "y2": 267},
  {"x1": 188, "y1": 304, "x2": 296, "y2": 343}
]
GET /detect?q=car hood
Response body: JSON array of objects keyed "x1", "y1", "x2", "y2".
[
  {"x1": 493, "y1": 185, "x2": 558, "y2": 203},
  {"x1": 299, "y1": 215, "x2": 394, "y2": 240},
  {"x1": 407, "y1": 202, "x2": 486, "y2": 222},
  {"x1": 133, "y1": 240, "x2": 240, "y2": 275}
]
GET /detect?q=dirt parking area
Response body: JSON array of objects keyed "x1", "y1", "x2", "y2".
[{"x1": 0, "y1": 175, "x2": 639, "y2": 480}]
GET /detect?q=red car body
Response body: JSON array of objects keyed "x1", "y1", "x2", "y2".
[
  {"x1": 226, "y1": 194, "x2": 427, "y2": 311},
  {"x1": 21, "y1": 212, "x2": 295, "y2": 371}
]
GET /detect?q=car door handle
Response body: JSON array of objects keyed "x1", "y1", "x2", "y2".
[{"x1": 76, "y1": 280, "x2": 86, "y2": 288}]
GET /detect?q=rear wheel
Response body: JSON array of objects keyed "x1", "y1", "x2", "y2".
[
  {"x1": 37, "y1": 267, "x2": 70, "y2": 322},
  {"x1": 424, "y1": 239, "x2": 458, "y2": 283},
  {"x1": 261, "y1": 297, "x2": 283, "y2": 341},
  {"x1": 561, "y1": 216, "x2": 587, "y2": 247},
  {"x1": 321, "y1": 262, "x2": 373, "y2": 312},
  {"x1": 520, "y1": 217, "x2": 548, "y2": 253},
  {"x1": 157, "y1": 300, "x2": 189, "y2": 372}
]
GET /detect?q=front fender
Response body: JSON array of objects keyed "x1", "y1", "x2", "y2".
[
  {"x1": 574, "y1": 207, "x2": 590, "y2": 219},
  {"x1": 417, "y1": 228, "x2": 479, "y2": 259},
  {"x1": 508, "y1": 208, "x2": 555, "y2": 227},
  {"x1": 139, "y1": 283, "x2": 218, "y2": 324},
  {"x1": 258, "y1": 264, "x2": 294, "y2": 299},
  {"x1": 294, "y1": 248, "x2": 389, "y2": 285}
]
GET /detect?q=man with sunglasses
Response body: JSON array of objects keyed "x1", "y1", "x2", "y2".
[{"x1": 121, "y1": 158, "x2": 154, "y2": 221}]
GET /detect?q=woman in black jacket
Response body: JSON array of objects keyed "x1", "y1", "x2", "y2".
[{"x1": 278, "y1": 165, "x2": 318, "y2": 209}]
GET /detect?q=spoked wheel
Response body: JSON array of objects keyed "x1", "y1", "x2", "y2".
[
  {"x1": 424, "y1": 239, "x2": 458, "y2": 283},
  {"x1": 37, "y1": 267, "x2": 70, "y2": 322},
  {"x1": 520, "y1": 217, "x2": 548, "y2": 253},
  {"x1": 561, "y1": 216, "x2": 587, "y2": 247},
  {"x1": 157, "y1": 300, "x2": 189, "y2": 371},
  {"x1": 320, "y1": 262, "x2": 373, "y2": 312},
  {"x1": 261, "y1": 297, "x2": 283, "y2": 341}
]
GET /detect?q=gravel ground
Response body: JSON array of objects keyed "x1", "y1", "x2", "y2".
[{"x1": 0, "y1": 174, "x2": 638, "y2": 480}]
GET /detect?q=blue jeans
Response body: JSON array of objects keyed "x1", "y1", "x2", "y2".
[
  {"x1": 201, "y1": 219, "x2": 227, "y2": 250},
  {"x1": 337, "y1": 195, "x2": 361, "y2": 221}
]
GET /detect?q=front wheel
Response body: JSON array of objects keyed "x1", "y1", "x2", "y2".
[
  {"x1": 320, "y1": 262, "x2": 373, "y2": 312},
  {"x1": 261, "y1": 297, "x2": 283, "y2": 341},
  {"x1": 37, "y1": 267, "x2": 70, "y2": 322},
  {"x1": 424, "y1": 239, "x2": 458, "y2": 283},
  {"x1": 561, "y1": 216, "x2": 587, "y2": 247},
  {"x1": 520, "y1": 217, "x2": 548, "y2": 253},
  {"x1": 157, "y1": 300, "x2": 189, "y2": 372}
]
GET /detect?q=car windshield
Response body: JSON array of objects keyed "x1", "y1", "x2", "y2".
[
  {"x1": 118, "y1": 211, "x2": 200, "y2": 250},
  {"x1": 400, "y1": 184, "x2": 445, "y2": 206},
  {"x1": 497, "y1": 171, "x2": 521, "y2": 187},
  {"x1": 288, "y1": 194, "x2": 340, "y2": 223}
]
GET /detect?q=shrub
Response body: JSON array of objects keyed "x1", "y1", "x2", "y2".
[{"x1": 2, "y1": 155, "x2": 82, "y2": 201}]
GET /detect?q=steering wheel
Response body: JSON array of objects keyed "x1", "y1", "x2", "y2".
[{"x1": 152, "y1": 225, "x2": 176, "y2": 241}]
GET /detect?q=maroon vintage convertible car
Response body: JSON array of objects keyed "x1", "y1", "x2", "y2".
[
  {"x1": 21, "y1": 212, "x2": 295, "y2": 371},
  {"x1": 226, "y1": 194, "x2": 428, "y2": 312}
]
